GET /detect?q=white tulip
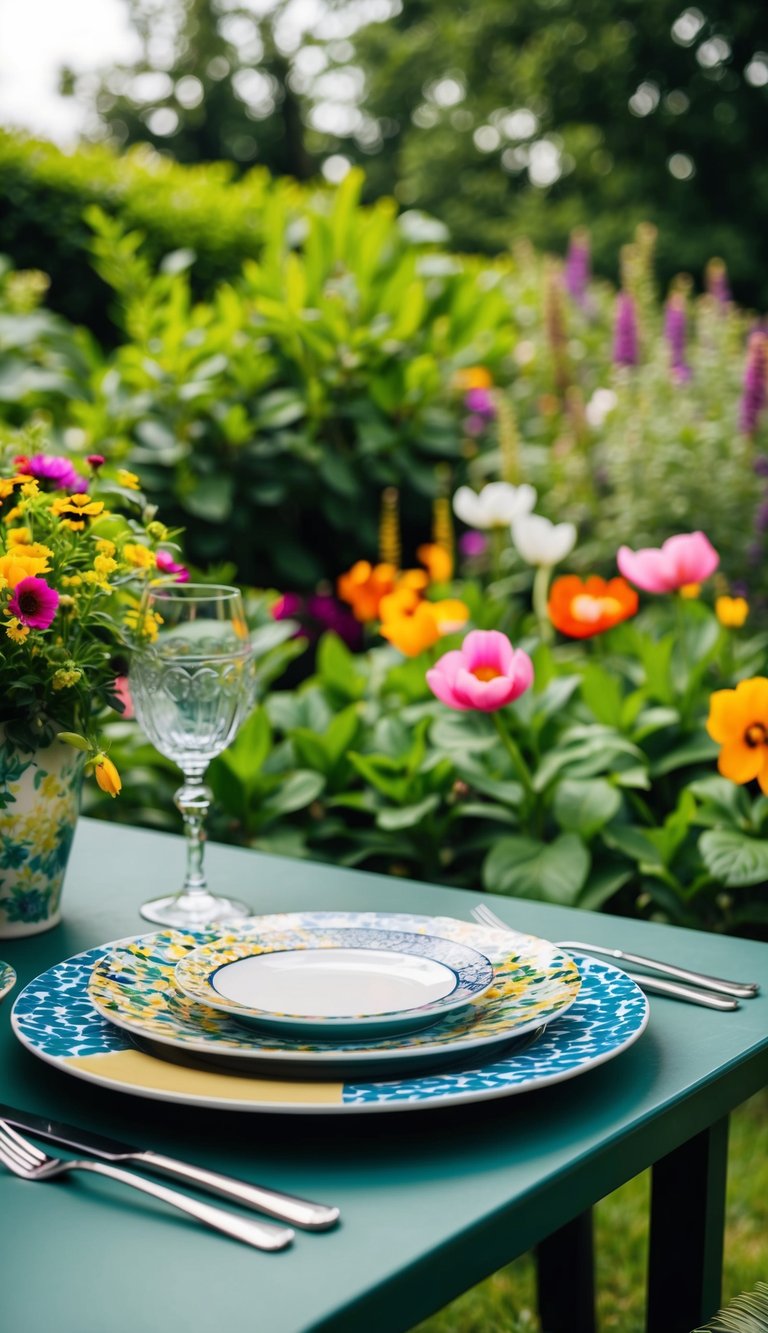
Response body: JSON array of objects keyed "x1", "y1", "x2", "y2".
[
  {"x1": 452, "y1": 482, "x2": 537, "y2": 530},
  {"x1": 512, "y1": 513, "x2": 577, "y2": 567}
]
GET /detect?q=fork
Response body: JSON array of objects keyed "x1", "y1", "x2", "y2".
[
  {"x1": 471, "y1": 903, "x2": 752, "y2": 1012},
  {"x1": 0, "y1": 1119, "x2": 294, "y2": 1251}
]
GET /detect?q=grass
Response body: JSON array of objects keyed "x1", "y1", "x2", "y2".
[{"x1": 414, "y1": 1089, "x2": 768, "y2": 1333}]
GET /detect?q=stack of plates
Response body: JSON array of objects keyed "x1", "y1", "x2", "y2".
[{"x1": 10, "y1": 911, "x2": 649, "y2": 1115}]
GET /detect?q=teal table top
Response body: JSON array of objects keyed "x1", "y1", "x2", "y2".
[{"x1": 1, "y1": 818, "x2": 767, "y2": 1333}]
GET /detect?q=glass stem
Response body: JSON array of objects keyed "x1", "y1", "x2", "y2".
[{"x1": 175, "y1": 772, "x2": 213, "y2": 904}]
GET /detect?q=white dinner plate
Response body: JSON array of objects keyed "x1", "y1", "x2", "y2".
[
  {"x1": 85, "y1": 912, "x2": 582, "y2": 1073},
  {"x1": 174, "y1": 926, "x2": 494, "y2": 1037},
  {"x1": 11, "y1": 939, "x2": 648, "y2": 1114}
]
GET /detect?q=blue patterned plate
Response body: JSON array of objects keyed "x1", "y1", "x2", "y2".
[
  {"x1": 10, "y1": 941, "x2": 648, "y2": 1115},
  {"x1": 85, "y1": 913, "x2": 581, "y2": 1072},
  {"x1": 0, "y1": 961, "x2": 15, "y2": 1004},
  {"x1": 175, "y1": 927, "x2": 494, "y2": 1037}
]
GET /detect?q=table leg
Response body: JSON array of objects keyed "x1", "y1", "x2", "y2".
[
  {"x1": 535, "y1": 1208, "x2": 596, "y2": 1333},
  {"x1": 646, "y1": 1116, "x2": 730, "y2": 1333}
]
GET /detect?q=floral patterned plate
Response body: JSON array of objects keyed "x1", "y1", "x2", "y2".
[
  {"x1": 10, "y1": 945, "x2": 648, "y2": 1115},
  {"x1": 174, "y1": 926, "x2": 495, "y2": 1038},
  {"x1": 0, "y1": 961, "x2": 16, "y2": 1003},
  {"x1": 86, "y1": 912, "x2": 581, "y2": 1072}
]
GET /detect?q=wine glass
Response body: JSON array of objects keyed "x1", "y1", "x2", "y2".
[{"x1": 129, "y1": 583, "x2": 255, "y2": 928}]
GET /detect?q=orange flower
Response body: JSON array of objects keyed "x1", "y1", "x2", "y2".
[
  {"x1": 337, "y1": 561, "x2": 398, "y2": 622},
  {"x1": 454, "y1": 366, "x2": 493, "y2": 392},
  {"x1": 548, "y1": 575, "x2": 638, "y2": 639},
  {"x1": 379, "y1": 602, "x2": 442, "y2": 656},
  {"x1": 417, "y1": 543, "x2": 453, "y2": 583},
  {"x1": 707, "y1": 678, "x2": 768, "y2": 792}
]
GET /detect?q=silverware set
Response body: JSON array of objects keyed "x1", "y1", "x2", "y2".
[
  {"x1": 0, "y1": 1103, "x2": 339, "y2": 1252},
  {"x1": 471, "y1": 902, "x2": 760, "y2": 1011}
]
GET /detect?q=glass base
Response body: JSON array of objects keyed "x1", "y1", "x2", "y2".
[{"x1": 139, "y1": 892, "x2": 251, "y2": 930}]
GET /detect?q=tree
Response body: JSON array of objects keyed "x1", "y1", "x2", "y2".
[
  {"x1": 318, "y1": 0, "x2": 768, "y2": 304},
  {"x1": 64, "y1": 0, "x2": 314, "y2": 178}
]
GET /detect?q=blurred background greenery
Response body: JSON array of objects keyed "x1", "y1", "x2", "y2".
[{"x1": 5, "y1": 0, "x2": 767, "y2": 306}]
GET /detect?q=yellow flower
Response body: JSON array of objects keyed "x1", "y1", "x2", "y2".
[
  {"x1": 123, "y1": 543, "x2": 157, "y2": 570},
  {"x1": 454, "y1": 366, "x2": 493, "y2": 392},
  {"x1": 51, "y1": 494, "x2": 106, "y2": 531},
  {"x1": 124, "y1": 606, "x2": 162, "y2": 641},
  {"x1": 93, "y1": 753, "x2": 121, "y2": 798},
  {"x1": 117, "y1": 469, "x2": 141, "y2": 490},
  {"x1": 20, "y1": 479, "x2": 39, "y2": 498},
  {"x1": 0, "y1": 475, "x2": 30, "y2": 501},
  {"x1": 6, "y1": 526, "x2": 32, "y2": 547},
  {"x1": 94, "y1": 554, "x2": 118, "y2": 578},
  {"x1": 61, "y1": 574, "x2": 83, "y2": 587},
  {"x1": 4, "y1": 617, "x2": 30, "y2": 644},
  {"x1": 52, "y1": 666, "x2": 82, "y2": 690},
  {"x1": 0, "y1": 548, "x2": 51, "y2": 587},
  {"x1": 431, "y1": 598, "x2": 470, "y2": 634},
  {"x1": 679, "y1": 582, "x2": 701, "y2": 599},
  {"x1": 3, "y1": 505, "x2": 22, "y2": 524},
  {"x1": 95, "y1": 538, "x2": 116, "y2": 556},
  {"x1": 715, "y1": 595, "x2": 749, "y2": 628}
]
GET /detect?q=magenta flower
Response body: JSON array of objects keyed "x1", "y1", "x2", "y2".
[
  {"x1": 617, "y1": 532, "x2": 719, "y2": 594},
  {"x1": 613, "y1": 292, "x2": 639, "y2": 367},
  {"x1": 740, "y1": 331, "x2": 768, "y2": 436},
  {"x1": 155, "y1": 550, "x2": 189, "y2": 583},
  {"x1": 458, "y1": 530, "x2": 489, "y2": 558},
  {"x1": 426, "y1": 629, "x2": 534, "y2": 713},
  {"x1": 564, "y1": 229, "x2": 591, "y2": 305},
  {"x1": 464, "y1": 387, "x2": 496, "y2": 418},
  {"x1": 8, "y1": 576, "x2": 59, "y2": 629},
  {"x1": 664, "y1": 294, "x2": 691, "y2": 383},
  {"x1": 17, "y1": 454, "x2": 87, "y2": 492}
]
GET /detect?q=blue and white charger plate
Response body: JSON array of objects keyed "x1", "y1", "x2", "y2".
[
  {"x1": 0, "y1": 961, "x2": 15, "y2": 1004},
  {"x1": 174, "y1": 926, "x2": 495, "y2": 1037},
  {"x1": 85, "y1": 912, "x2": 582, "y2": 1072},
  {"x1": 11, "y1": 943, "x2": 648, "y2": 1116}
]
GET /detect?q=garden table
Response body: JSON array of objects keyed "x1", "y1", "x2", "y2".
[{"x1": 1, "y1": 817, "x2": 767, "y2": 1333}]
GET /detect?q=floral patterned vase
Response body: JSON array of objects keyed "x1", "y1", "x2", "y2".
[{"x1": 0, "y1": 729, "x2": 85, "y2": 938}]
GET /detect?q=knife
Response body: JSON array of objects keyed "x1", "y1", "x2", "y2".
[{"x1": 0, "y1": 1104, "x2": 340, "y2": 1231}]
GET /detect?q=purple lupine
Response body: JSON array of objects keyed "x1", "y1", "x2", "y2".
[
  {"x1": 664, "y1": 293, "x2": 691, "y2": 382},
  {"x1": 740, "y1": 331, "x2": 768, "y2": 435},
  {"x1": 613, "y1": 292, "x2": 639, "y2": 367},
  {"x1": 706, "y1": 258, "x2": 731, "y2": 307},
  {"x1": 564, "y1": 229, "x2": 591, "y2": 305}
]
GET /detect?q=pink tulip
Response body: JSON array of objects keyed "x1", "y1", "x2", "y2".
[
  {"x1": 617, "y1": 532, "x2": 719, "y2": 594},
  {"x1": 426, "y1": 629, "x2": 534, "y2": 713}
]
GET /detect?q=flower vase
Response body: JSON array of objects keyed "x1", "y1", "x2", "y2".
[{"x1": 0, "y1": 729, "x2": 85, "y2": 938}]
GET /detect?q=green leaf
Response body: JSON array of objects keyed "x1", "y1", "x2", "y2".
[
  {"x1": 580, "y1": 664, "x2": 624, "y2": 726},
  {"x1": 576, "y1": 863, "x2": 633, "y2": 911},
  {"x1": 601, "y1": 824, "x2": 664, "y2": 867},
  {"x1": 261, "y1": 770, "x2": 325, "y2": 816},
  {"x1": 482, "y1": 833, "x2": 590, "y2": 904},
  {"x1": 650, "y1": 733, "x2": 719, "y2": 777},
  {"x1": 183, "y1": 474, "x2": 234, "y2": 522},
  {"x1": 553, "y1": 778, "x2": 621, "y2": 838},
  {"x1": 688, "y1": 775, "x2": 751, "y2": 828},
  {"x1": 376, "y1": 794, "x2": 440, "y2": 830},
  {"x1": 316, "y1": 632, "x2": 366, "y2": 700},
  {"x1": 431, "y1": 711, "x2": 497, "y2": 753},
  {"x1": 699, "y1": 829, "x2": 768, "y2": 887}
]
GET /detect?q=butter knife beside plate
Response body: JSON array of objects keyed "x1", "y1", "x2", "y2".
[{"x1": 0, "y1": 1102, "x2": 339, "y2": 1231}]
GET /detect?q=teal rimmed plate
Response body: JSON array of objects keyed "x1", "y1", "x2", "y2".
[
  {"x1": 0, "y1": 961, "x2": 16, "y2": 1004},
  {"x1": 86, "y1": 911, "x2": 581, "y2": 1074},
  {"x1": 174, "y1": 926, "x2": 495, "y2": 1038}
]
